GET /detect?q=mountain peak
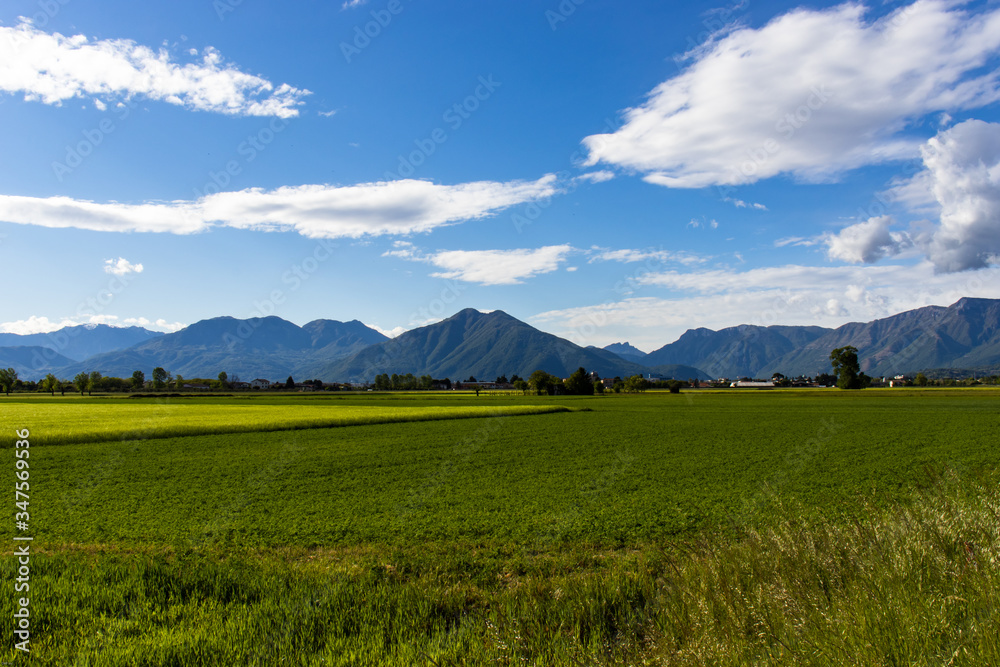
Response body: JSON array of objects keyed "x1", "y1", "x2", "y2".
[{"x1": 323, "y1": 308, "x2": 661, "y2": 382}]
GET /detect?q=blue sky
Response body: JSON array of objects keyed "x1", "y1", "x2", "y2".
[{"x1": 2, "y1": 0, "x2": 1000, "y2": 352}]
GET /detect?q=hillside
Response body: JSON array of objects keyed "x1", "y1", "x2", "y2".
[
  {"x1": 600, "y1": 342, "x2": 648, "y2": 364},
  {"x1": 56, "y1": 316, "x2": 388, "y2": 381},
  {"x1": 763, "y1": 298, "x2": 1000, "y2": 377},
  {"x1": 18, "y1": 298, "x2": 1000, "y2": 382},
  {"x1": 0, "y1": 345, "x2": 76, "y2": 378},
  {"x1": 0, "y1": 324, "x2": 161, "y2": 362},
  {"x1": 644, "y1": 325, "x2": 831, "y2": 379},
  {"x1": 321, "y1": 309, "x2": 706, "y2": 382}
]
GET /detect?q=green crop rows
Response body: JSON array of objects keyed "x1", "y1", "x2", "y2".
[
  {"x1": 2, "y1": 389, "x2": 999, "y2": 665},
  {"x1": 0, "y1": 394, "x2": 570, "y2": 446}
]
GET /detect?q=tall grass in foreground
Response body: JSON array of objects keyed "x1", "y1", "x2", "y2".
[{"x1": 6, "y1": 472, "x2": 997, "y2": 666}]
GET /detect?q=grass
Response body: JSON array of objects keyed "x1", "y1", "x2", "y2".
[
  {"x1": 0, "y1": 394, "x2": 571, "y2": 446},
  {"x1": 3, "y1": 389, "x2": 999, "y2": 664},
  {"x1": 4, "y1": 473, "x2": 997, "y2": 665}
]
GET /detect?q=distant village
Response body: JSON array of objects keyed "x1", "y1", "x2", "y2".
[
  {"x1": 151, "y1": 370, "x2": 970, "y2": 393},
  {"x1": 4, "y1": 365, "x2": 993, "y2": 396}
]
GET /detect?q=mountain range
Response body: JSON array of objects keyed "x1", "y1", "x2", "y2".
[
  {"x1": 0, "y1": 324, "x2": 161, "y2": 362},
  {"x1": 2, "y1": 297, "x2": 1000, "y2": 382},
  {"x1": 615, "y1": 297, "x2": 1000, "y2": 379},
  {"x1": 54, "y1": 317, "x2": 388, "y2": 381},
  {"x1": 321, "y1": 309, "x2": 705, "y2": 382}
]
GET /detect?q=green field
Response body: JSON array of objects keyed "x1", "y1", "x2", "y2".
[
  {"x1": 2, "y1": 389, "x2": 999, "y2": 665},
  {"x1": 0, "y1": 394, "x2": 570, "y2": 446}
]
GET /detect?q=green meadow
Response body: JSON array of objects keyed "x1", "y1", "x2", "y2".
[
  {"x1": 2, "y1": 389, "x2": 999, "y2": 665},
  {"x1": 0, "y1": 394, "x2": 569, "y2": 446}
]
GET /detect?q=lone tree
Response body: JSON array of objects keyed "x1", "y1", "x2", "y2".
[
  {"x1": 88, "y1": 371, "x2": 102, "y2": 395},
  {"x1": 830, "y1": 346, "x2": 862, "y2": 389},
  {"x1": 528, "y1": 370, "x2": 556, "y2": 396},
  {"x1": 152, "y1": 367, "x2": 168, "y2": 390},
  {"x1": 564, "y1": 367, "x2": 595, "y2": 395},
  {"x1": 131, "y1": 370, "x2": 145, "y2": 391},
  {"x1": 623, "y1": 375, "x2": 649, "y2": 393},
  {"x1": 286, "y1": 376, "x2": 295, "y2": 389},
  {"x1": 42, "y1": 373, "x2": 59, "y2": 396},
  {"x1": 0, "y1": 368, "x2": 17, "y2": 395},
  {"x1": 74, "y1": 372, "x2": 90, "y2": 395}
]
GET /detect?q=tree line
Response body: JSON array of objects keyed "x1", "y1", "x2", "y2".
[{"x1": 5, "y1": 347, "x2": 995, "y2": 397}]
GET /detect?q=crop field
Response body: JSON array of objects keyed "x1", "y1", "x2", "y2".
[
  {"x1": 0, "y1": 394, "x2": 571, "y2": 446},
  {"x1": 2, "y1": 389, "x2": 999, "y2": 665}
]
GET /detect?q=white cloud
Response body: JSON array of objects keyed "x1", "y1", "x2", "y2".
[
  {"x1": 820, "y1": 298, "x2": 849, "y2": 318},
  {"x1": 919, "y1": 120, "x2": 1000, "y2": 272},
  {"x1": 0, "y1": 315, "x2": 81, "y2": 335},
  {"x1": 0, "y1": 175, "x2": 560, "y2": 239},
  {"x1": 369, "y1": 324, "x2": 407, "y2": 338},
  {"x1": 725, "y1": 197, "x2": 768, "y2": 210},
  {"x1": 0, "y1": 21, "x2": 309, "y2": 117},
  {"x1": 587, "y1": 247, "x2": 706, "y2": 266},
  {"x1": 427, "y1": 245, "x2": 575, "y2": 285},
  {"x1": 863, "y1": 119, "x2": 1000, "y2": 272},
  {"x1": 774, "y1": 236, "x2": 818, "y2": 248},
  {"x1": 824, "y1": 215, "x2": 912, "y2": 263},
  {"x1": 342, "y1": 0, "x2": 368, "y2": 8},
  {"x1": 0, "y1": 195, "x2": 205, "y2": 234},
  {"x1": 636, "y1": 263, "x2": 910, "y2": 295},
  {"x1": 582, "y1": 1, "x2": 1000, "y2": 188},
  {"x1": 120, "y1": 317, "x2": 185, "y2": 332},
  {"x1": 0, "y1": 314, "x2": 184, "y2": 335},
  {"x1": 385, "y1": 243, "x2": 576, "y2": 285},
  {"x1": 686, "y1": 218, "x2": 719, "y2": 230},
  {"x1": 531, "y1": 262, "x2": 1000, "y2": 350},
  {"x1": 575, "y1": 170, "x2": 616, "y2": 184},
  {"x1": 382, "y1": 240, "x2": 418, "y2": 259},
  {"x1": 103, "y1": 257, "x2": 144, "y2": 276}
]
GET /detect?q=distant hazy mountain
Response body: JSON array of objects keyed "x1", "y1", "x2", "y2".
[
  {"x1": 321, "y1": 309, "x2": 707, "y2": 382},
  {"x1": 56, "y1": 316, "x2": 388, "y2": 381},
  {"x1": 29, "y1": 298, "x2": 1000, "y2": 383},
  {"x1": 0, "y1": 324, "x2": 161, "y2": 362},
  {"x1": 302, "y1": 319, "x2": 388, "y2": 359},
  {"x1": 601, "y1": 342, "x2": 648, "y2": 364},
  {"x1": 763, "y1": 297, "x2": 1000, "y2": 377},
  {"x1": 644, "y1": 325, "x2": 831, "y2": 379},
  {"x1": 0, "y1": 346, "x2": 76, "y2": 378}
]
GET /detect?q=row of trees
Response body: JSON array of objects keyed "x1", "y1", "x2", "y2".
[
  {"x1": 9, "y1": 347, "x2": 992, "y2": 397},
  {"x1": 372, "y1": 373, "x2": 437, "y2": 391},
  {"x1": 521, "y1": 369, "x2": 685, "y2": 395},
  {"x1": 0, "y1": 366, "x2": 340, "y2": 395},
  {"x1": 0, "y1": 367, "x2": 226, "y2": 395}
]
